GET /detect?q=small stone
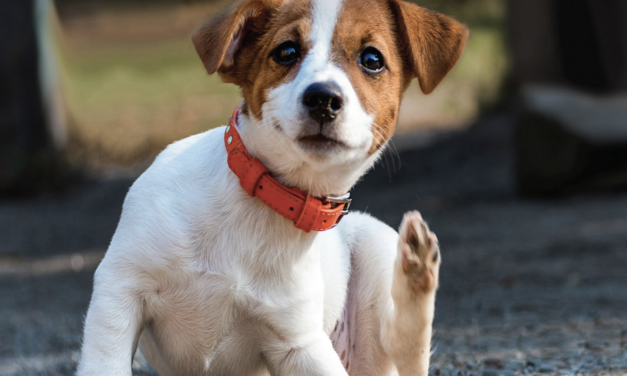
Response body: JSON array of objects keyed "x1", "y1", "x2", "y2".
[
  {"x1": 538, "y1": 365, "x2": 555, "y2": 373},
  {"x1": 483, "y1": 358, "x2": 503, "y2": 369}
]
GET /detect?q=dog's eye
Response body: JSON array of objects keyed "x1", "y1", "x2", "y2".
[
  {"x1": 360, "y1": 47, "x2": 385, "y2": 73},
  {"x1": 272, "y1": 41, "x2": 300, "y2": 65}
]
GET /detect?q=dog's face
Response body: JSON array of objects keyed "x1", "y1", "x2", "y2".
[{"x1": 193, "y1": 0, "x2": 468, "y2": 195}]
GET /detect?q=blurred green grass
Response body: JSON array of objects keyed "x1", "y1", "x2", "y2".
[
  {"x1": 60, "y1": 0, "x2": 507, "y2": 167},
  {"x1": 65, "y1": 40, "x2": 240, "y2": 166}
]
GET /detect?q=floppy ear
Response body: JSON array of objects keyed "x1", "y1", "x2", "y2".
[
  {"x1": 390, "y1": 0, "x2": 470, "y2": 94},
  {"x1": 192, "y1": 0, "x2": 276, "y2": 82}
]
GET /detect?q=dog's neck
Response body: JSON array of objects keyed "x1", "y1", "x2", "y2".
[
  {"x1": 235, "y1": 106, "x2": 381, "y2": 198},
  {"x1": 205, "y1": 105, "x2": 382, "y2": 278},
  {"x1": 207, "y1": 171, "x2": 319, "y2": 282}
]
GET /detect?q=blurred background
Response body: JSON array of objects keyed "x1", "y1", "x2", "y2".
[{"x1": 1, "y1": 0, "x2": 626, "y2": 375}]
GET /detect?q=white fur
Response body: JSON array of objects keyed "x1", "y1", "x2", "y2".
[{"x1": 77, "y1": 0, "x2": 439, "y2": 374}]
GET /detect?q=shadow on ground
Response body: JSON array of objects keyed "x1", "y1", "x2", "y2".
[{"x1": 1, "y1": 112, "x2": 626, "y2": 375}]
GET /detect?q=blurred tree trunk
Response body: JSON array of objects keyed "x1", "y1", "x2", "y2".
[
  {"x1": 508, "y1": 0, "x2": 627, "y2": 92},
  {"x1": 0, "y1": 0, "x2": 66, "y2": 196},
  {"x1": 556, "y1": 0, "x2": 627, "y2": 92},
  {"x1": 507, "y1": 0, "x2": 562, "y2": 86}
]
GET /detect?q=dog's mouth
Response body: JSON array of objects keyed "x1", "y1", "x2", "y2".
[{"x1": 298, "y1": 134, "x2": 347, "y2": 151}]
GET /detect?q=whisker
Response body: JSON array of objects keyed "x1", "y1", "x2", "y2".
[
  {"x1": 375, "y1": 123, "x2": 401, "y2": 173},
  {"x1": 387, "y1": 138, "x2": 401, "y2": 172},
  {"x1": 371, "y1": 124, "x2": 393, "y2": 180},
  {"x1": 371, "y1": 122, "x2": 400, "y2": 174}
]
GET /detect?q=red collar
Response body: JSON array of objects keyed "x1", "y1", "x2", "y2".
[{"x1": 224, "y1": 107, "x2": 351, "y2": 233}]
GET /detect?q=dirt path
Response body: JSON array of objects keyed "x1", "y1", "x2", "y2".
[{"x1": 1, "y1": 112, "x2": 626, "y2": 375}]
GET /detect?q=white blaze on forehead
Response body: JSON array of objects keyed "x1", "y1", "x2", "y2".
[{"x1": 310, "y1": 0, "x2": 344, "y2": 62}]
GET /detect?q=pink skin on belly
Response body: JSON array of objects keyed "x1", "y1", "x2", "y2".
[{"x1": 330, "y1": 276, "x2": 358, "y2": 372}]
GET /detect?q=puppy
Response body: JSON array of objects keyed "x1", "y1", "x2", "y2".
[{"x1": 77, "y1": 0, "x2": 468, "y2": 375}]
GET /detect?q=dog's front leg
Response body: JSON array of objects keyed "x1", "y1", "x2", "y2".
[
  {"x1": 264, "y1": 331, "x2": 349, "y2": 376},
  {"x1": 77, "y1": 267, "x2": 143, "y2": 376},
  {"x1": 381, "y1": 211, "x2": 441, "y2": 376}
]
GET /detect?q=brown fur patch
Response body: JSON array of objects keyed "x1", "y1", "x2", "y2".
[
  {"x1": 192, "y1": 0, "x2": 279, "y2": 76},
  {"x1": 332, "y1": 0, "x2": 468, "y2": 153},
  {"x1": 240, "y1": 0, "x2": 313, "y2": 119},
  {"x1": 193, "y1": 0, "x2": 315, "y2": 120},
  {"x1": 388, "y1": 0, "x2": 470, "y2": 95},
  {"x1": 333, "y1": 0, "x2": 409, "y2": 154}
]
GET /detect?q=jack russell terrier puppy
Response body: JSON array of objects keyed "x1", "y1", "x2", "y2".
[{"x1": 77, "y1": 0, "x2": 468, "y2": 375}]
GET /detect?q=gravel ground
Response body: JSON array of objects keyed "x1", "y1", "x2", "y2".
[{"x1": 1, "y1": 112, "x2": 626, "y2": 375}]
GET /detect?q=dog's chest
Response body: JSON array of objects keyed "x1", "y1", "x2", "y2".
[
  {"x1": 140, "y1": 271, "x2": 296, "y2": 373},
  {"x1": 139, "y1": 236, "x2": 349, "y2": 374}
]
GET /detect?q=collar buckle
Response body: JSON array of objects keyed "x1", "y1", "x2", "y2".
[{"x1": 324, "y1": 193, "x2": 352, "y2": 227}]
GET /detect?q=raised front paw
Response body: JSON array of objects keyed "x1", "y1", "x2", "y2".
[{"x1": 398, "y1": 211, "x2": 440, "y2": 294}]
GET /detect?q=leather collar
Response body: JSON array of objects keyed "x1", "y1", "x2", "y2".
[{"x1": 224, "y1": 107, "x2": 351, "y2": 233}]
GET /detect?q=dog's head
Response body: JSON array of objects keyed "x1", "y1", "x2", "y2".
[{"x1": 193, "y1": 0, "x2": 468, "y2": 196}]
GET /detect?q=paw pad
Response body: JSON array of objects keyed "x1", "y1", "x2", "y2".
[{"x1": 399, "y1": 211, "x2": 440, "y2": 293}]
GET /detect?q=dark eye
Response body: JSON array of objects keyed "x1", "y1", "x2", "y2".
[
  {"x1": 360, "y1": 47, "x2": 385, "y2": 73},
  {"x1": 272, "y1": 41, "x2": 300, "y2": 65}
]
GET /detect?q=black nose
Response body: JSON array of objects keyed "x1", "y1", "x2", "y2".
[{"x1": 302, "y1": 82, "x2": 344, "y2": 125}]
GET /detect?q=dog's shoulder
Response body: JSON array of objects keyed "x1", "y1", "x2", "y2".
[
  {"x1": 102, "y1": 127, "x2": 231, "y2": 261},
  {"x1": 149, "y1": 126, "x2": 227, "y2": 182},
  {"x1": 337, "y1": 212, "x2": 397, "y2": 242},
  {"x1": 335, "y1": 211, "x2": 399, "y2": 262},
  {"x1": 127, "y1": 126, "x2": 227, "y2": 203}
]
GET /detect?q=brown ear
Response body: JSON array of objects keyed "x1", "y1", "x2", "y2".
[
  {"x1": 390, "y1": 1, "x2": 470, "y2": 94},
  {"x1": 192, "y1": 0, "x2": 275, "y2": 79}
]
